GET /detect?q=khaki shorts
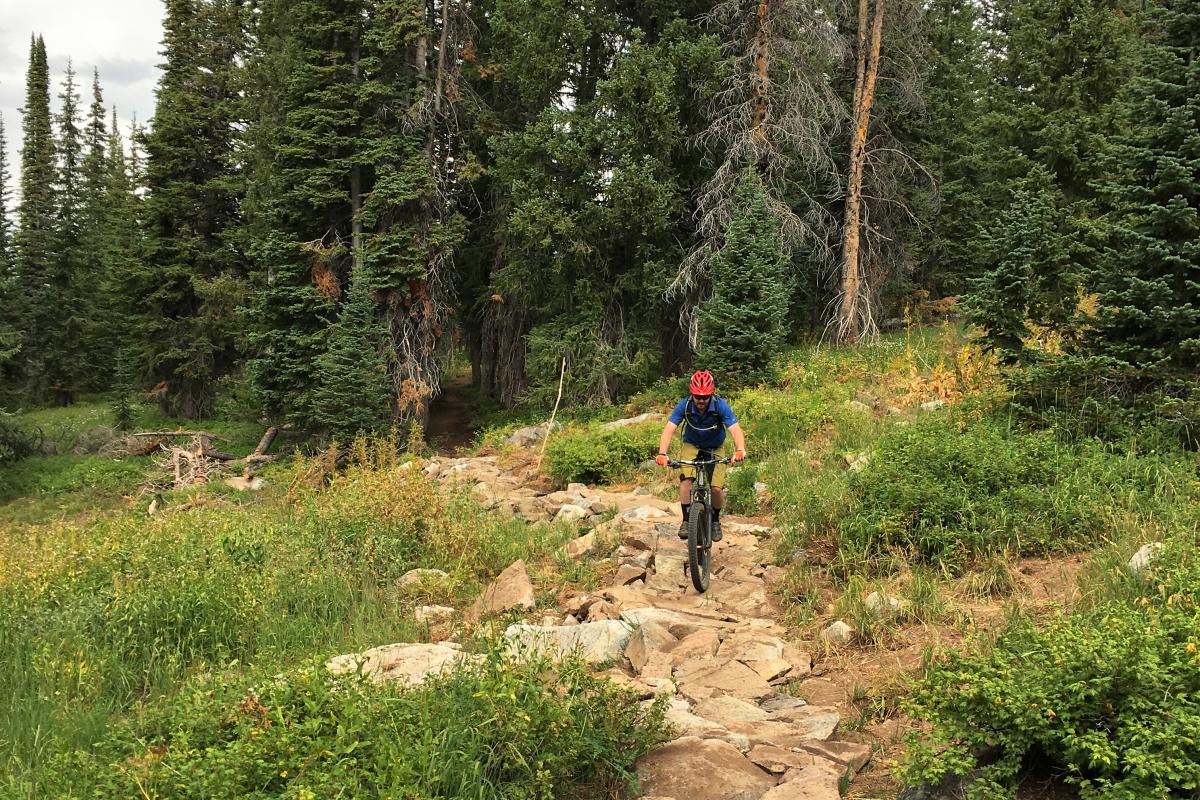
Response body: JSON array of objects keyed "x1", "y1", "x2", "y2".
[{"x1": 677, "y1": 442, "x2": 729, "y2": 488}]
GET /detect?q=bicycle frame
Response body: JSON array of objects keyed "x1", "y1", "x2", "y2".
[{"x1": 668, "y1": 452, "x2": 732, "y2": 593}]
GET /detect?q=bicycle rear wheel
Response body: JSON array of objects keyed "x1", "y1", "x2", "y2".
[{"x1": 687, "y1": 499, "x2": 710, "y2": 593}]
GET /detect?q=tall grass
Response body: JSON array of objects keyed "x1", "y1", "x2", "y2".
[{"x1": 0, "y1": 439, "x2": 577, "y2": 793}]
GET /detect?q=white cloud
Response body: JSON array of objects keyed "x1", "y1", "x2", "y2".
[{"x1": 1, "y1": 0, "x2": 164, "y2": 211}]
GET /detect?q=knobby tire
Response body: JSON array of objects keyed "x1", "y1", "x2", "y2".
[{"x1": 687, "y1": 499, "x2": 710, "y2": 593}]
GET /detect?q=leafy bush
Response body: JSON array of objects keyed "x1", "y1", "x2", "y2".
[
  {"x1": 0, "y1": 413, "x2": 38, "y2": 464},
  {"x1": 544, "y1": 426, "x2": 650, "y2": 485},
  {"x1": 831, "y1": 414, "x2": 1195, "y2": 574},
  {"x1": 35, "y1": 647, "x2": 670, "y2": 798},
  {"x1": 902, "y1": 538, "x2": 1200, "y2": 799}
]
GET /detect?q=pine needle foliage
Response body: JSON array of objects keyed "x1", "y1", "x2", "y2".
[{"x1": 697, "y1": 172, "x2": 789, "y2": 386}]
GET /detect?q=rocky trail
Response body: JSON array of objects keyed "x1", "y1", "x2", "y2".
[{"x1": 329, "y1": 419, "x2": 874, "y2": 800}]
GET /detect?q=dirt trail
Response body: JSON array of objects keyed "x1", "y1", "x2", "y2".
[{"x1": 424, "y1": 373, "x2": 477, "y2": 454}]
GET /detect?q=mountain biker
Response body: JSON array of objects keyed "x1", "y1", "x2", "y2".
[{"x1": 654, "y1": 370, "x2": 747, "y2": 543}]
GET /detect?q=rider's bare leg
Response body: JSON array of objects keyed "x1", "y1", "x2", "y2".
[
  {"x1": 711, "y1": 487, "x2": 725, "y2": 510},
  {"x1": 678, "y1": 477, "x2": 694, "y2": 506}
]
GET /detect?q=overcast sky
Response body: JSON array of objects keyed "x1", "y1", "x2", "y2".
[{"x1": 1, "y1": 0, "x2": 164, "y2": 210}]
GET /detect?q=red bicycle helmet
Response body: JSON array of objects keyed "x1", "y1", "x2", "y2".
[{"x1": 689, "y1": 370, "x2": 715, "y2": 396}]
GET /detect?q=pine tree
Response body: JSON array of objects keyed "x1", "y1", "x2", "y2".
[
  {"x1": 697, "y1": 171, "x2": 789, "y2": 386},
  {"x1": 99, "y1": 111, "x2": 145, "y2": 392},
  {"x1": 53, "y1": 61, "x2": 86, "y2": 403},
  {"x1": 243, "y1": 0, "x2": 367, "y2": 427},
  {"x1": 311, "y1": 265, "x2": 392, "y2": 442},
  {"x1": 0, "y1": 113, "x2": 11, "y2": 274},
  {"x1": 0, "y1": 112, "x2": 18, "y2": 397},
  {"x1": 965, "y1": 166, "x2": 1075, "y2": 363},
  {"x1": 78, "y1": 69, "x2": 110, "y2": 384},
  {"x1": 1087, "y1": 0, "x2": 1199, "y2": 382},
  {"x1": 912, "y1": 0, "x2": 995, "y2": 295},
  {"x1": 13, "y1": 35, "x2": 60, "y2": 403},
  {"x1": 136, "y1": 0, "x2": 245, "y2": 418}
]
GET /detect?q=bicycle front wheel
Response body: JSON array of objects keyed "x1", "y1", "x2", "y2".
[{"x1": 687, "y1": 499, "x2": 710, "y2": 593}]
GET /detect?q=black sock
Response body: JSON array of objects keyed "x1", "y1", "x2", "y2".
[
  {"x1": 712, "y1": 507, "x2": 722, "y2": 520},
  {"x1": 681, "y1": 503, "x2": 690, "y2": 522}
]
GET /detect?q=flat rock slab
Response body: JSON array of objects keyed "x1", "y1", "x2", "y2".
[
  {"x1": 326, "y1": 642, "x2": 478, "y2": 686},
  {"x1": 504, "y1": 620, "x2": 632, "y2": 663},
  {"x1": 637, "y1": 737, "x2": 775, "y2": 800},
  {"x1": 675, "y1": 657, "x2": 774, "y2": 700},
  {"x1": 692, "y1": 695, "x2": 769, "y2": 727}
]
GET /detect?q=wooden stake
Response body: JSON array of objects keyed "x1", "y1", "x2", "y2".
[{"x1": 536, "y1": 357, "x2": 567, "y2": 473}]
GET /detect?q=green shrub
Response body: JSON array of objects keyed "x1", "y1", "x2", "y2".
[
  {"x1": 544, "y1": 426, "x2": 650, "y2": 485},
  {"x1": 832, "y1": 414, "x2": 1195, "y2": 575},
  {"x1": 902, "y1": 538, "x2": 1200, "y2": 799},
  {"x1": 34, "y1": 648, "x2": 670, "y2": 799}
]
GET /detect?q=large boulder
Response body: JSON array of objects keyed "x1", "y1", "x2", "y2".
[
  {"x1": 471, "y1": 559, "x2": 536, "y2": 616},
  {"x1": 325, "y1": 642, "x2": 477, "y2": 686},
  {"x1": 636, "y1": 737, "x2": 775, "y2": 800},
  {"x1": 504, "y1": 620, "x2": 632, "y2": 663},
  {"x1": 600, "y1": 412, "x2": 665, "y2": 430},
  {"x1": 506, "y1": 424, "x2": 549, "y2": 447}
]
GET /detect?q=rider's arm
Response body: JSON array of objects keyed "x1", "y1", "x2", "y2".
[
  {"x1": 657, "y1": 421, "x2": 679, "y2": 456},
  {"x1": 728, "y1": 422, "x2": 747, "y2": 457}
]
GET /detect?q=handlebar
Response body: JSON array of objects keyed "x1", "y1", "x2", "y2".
[{"x1": 667, "y1": 456, "x2": 734, "y2": 468}]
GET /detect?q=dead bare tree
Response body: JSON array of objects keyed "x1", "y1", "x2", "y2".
[
  {"x1": 670, "y1": 0, "x2": 848, "y2": 347},
  {"x1": 831, "y1": 0, "x2": 927, "y2": 344}
]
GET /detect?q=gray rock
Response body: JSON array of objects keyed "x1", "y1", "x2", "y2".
[
  {"x1": 819, "y1": 620, "x2": 854, "y2": 645},
  {"x1": 555, "y1": 504, "x2": 591, "y2": 523},
  {"x1": 506, "y1": 424, "x2": 549, "y2": 447},
  {"x1": 920, "y1": 399, "x2": 947, "y2": 412},
  {"x1": 600, "y1": 412, "x2": 665, "y2": 430},
  {"x1": 395, "y1": 568, "x2": 449, "y2": 589},
  {"x1": 865, "y1": 591, "x2": 903, "y2": 617},
  {"x1": 844, "y1": 400, "x2": 872, "y2": 414},
  {"x1": 326, "y1": 642, "x2": 479, "y2": 686},
  {"x1": 414, "y1": 605, "x2": 454, "y2": 623},
  {"x1": 1128, "y1": 542, "x2": 1164, "y2": 578},
  {"x1": 504, "y1": 620, "x2": 633, "y2": 663}
]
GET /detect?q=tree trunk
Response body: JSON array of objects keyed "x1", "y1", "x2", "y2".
[
  {"x1": 752, "y1": 0, "x2": 771, "y2": 143},
  {"x1": 836, "y1": 0, "x2": 885, "y2": 345}
]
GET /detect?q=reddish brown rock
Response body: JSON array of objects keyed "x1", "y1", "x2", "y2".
[{"x1": 636, "y1": 737, "x2": 774, "y2": 800}]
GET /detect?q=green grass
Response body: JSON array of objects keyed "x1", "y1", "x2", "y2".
[
  {"x1": 0, "y1": 455, "x2": 151, "y2": 524},
  {"x1": 0, "y1": 441, "x2": 579, "y2": 794}
]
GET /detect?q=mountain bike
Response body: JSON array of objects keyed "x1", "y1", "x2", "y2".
[{"x1": 668, "y1": 452, "x2": 732, "y2": 593}]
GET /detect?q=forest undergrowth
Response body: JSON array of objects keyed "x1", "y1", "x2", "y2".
[{"x1": 1, "y1": 324, "x2": 1198, "y2": 798}]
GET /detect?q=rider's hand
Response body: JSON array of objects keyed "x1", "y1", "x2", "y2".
[
  {"x1": 732, "y1": 449, "x2": 746, "y2": 463},
  {"x1": 655, "y1": 453, "x2": 670, "y2": 467}
]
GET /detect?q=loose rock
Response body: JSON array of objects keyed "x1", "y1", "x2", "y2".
[
  {"x1": 1128, "y1": 542, "x2": 1163, "y2": 577},
  {"x1": 819, "y1": 620, "x2": 854, "y2": 645},
  {"x1": 504, "y1": 620, "x2": 632, "y2": 663},
  {"x1": 471, "y1": 559, "x2": 535, "y2": 616},
  {"x1": 325, "y1": 642, "x2": 477, "y2": 686}
]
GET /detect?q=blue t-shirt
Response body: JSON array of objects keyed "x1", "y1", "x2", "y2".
[{"x1": 668, "y1": 396, "x2": 738, "y2": 451}]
